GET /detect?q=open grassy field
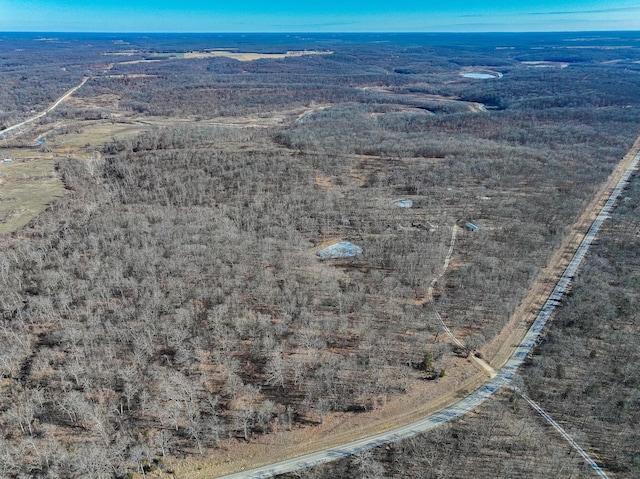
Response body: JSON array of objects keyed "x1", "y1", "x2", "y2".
[
  {"x1": 149, "y1": 50, "x2": 333, "y2": 61},
  {"x1": 50, "y1": 121, "x2": 149, "y2": 151},
  {"x1": 0, "y1": 151, "x2": 66, "y2": 234}
]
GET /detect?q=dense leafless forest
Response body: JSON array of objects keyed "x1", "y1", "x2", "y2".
[
  {"x1": 283, "y1": 159, "x2": 640, "y2": 479},
  {"x1": 1, "y1": 32, "x2": 639, "y2": 478}
]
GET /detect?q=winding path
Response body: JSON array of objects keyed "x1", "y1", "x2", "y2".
[{"x1": 217, "y1": 144, "x2": 640, "y2": 478}]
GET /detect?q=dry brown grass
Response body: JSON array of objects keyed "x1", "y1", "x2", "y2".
[
  {"x1": 64, "y1": 93, "x2": 121, "y2": 112},
  {"x1": 359, "y1": 86, "x2": 487, "y2": 113},
  {"x1": 0, "y1": 151, "x2": 66, "y2": 234},
  {"x1": 313, "y1": 175, "x2": 333, "y2": 189},
  {"x1": 52, "y1": 121, "x2": 148, "y2": 151},
  {"x1": 118, "y1": 59, "x2": 163, "y2": 65},
  {"x1": 153, "y1": 358, "x2": 489, "y2": 479},
  {"x1": 2, "y1": 98, "x2": 338, "y2": 239},
  {"x1": 182, "y1": 50, "x2": 333, "y2": 61}
]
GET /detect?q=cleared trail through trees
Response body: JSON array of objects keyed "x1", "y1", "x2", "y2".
[
  {"x1": 426, "y1": 225, "x2": 457, "y2": 304},
  {"x1": 216, "y1": 140, "x2": 640, "y2": 478},
  {"x1": 0, "y1": 76, "x2": 89, "y2": 139},
  {"x1": 514, "y1": 388, "x2": 610, "y2": 479},
  {"x1": 426, "y1": 225, "x2": 497, "y2": 378},
  {"x1": 359, "y1": 86, "x2": 489, "y2": 113}
]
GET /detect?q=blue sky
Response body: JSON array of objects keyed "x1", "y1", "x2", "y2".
[{"x1": 2, "y1": 0, "x2": 639, "y2": 32}]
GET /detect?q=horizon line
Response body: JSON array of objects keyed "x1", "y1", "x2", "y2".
[{"x1": 1, "y1": 29, "x2": 640, "y2": 35}]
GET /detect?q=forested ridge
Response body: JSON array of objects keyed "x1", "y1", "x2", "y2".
[{"x1": 1, "y1": 32, "x2": 639, "y2": 477}]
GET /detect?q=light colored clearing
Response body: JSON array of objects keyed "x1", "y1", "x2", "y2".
[
  {"x1": 64, "y1": 93, "x2": 120, "y2": 112},
  {"x1": 469, "y1": 102, "x2": 488, "y2": 113},
  {"x1": 135, "y1": 104, "x2": 332, "y2": 129},
  {"x1": 521, "y1": 61, "x2": 569, "y2": 68},
  {"x1": 0, "y1": 153, "x2": 66, "y2": 234},
  {"x1": 103, "y1": 73, "x2": 158, "y2": 79},
  {"x1": 102, "y1": 51, "x2": 141, "y2": 56},
  {"x1": 184, "y1": 50, "x2": 332, "y2": 61},
  {"x1": 118, "y1": 59, "x2": 163, "y2": 65},
  {"x1": 34, "y1": 102, "x2": 336, "y2": 156},
  {"x1": 367, "y1": 106, "x2": 435, "y2": 118},
  {"x1": 48, "y1": 113, "x2": 286, "y2": 151},
  {"x1": 313, "y1": 175, "x2": 332, "y2": 189},
  {"x1": 361, "y1": 86, "x2": 488, "y2": 113},
  {"x1": 53, "y1": 121, "x2": 148, "y2": 150},
  {"x1": 296, "y1": 103, "x2": 331, "y2": 123},
  {"x1": 151, "y1": 50, "x2": 333, "y2": 62}
]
